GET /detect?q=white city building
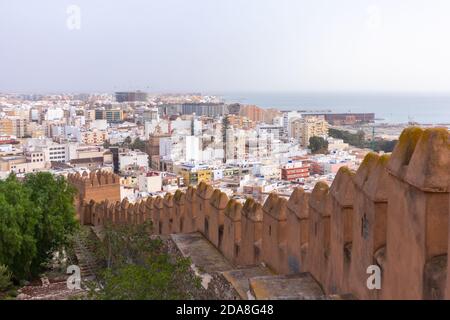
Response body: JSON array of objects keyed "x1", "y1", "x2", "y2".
[
  {"x1": 119, "y1": 150, "x2": 149, "y2": 172},
  {"x1": 137, "y1": 171, "x2": 162, "y2": 193}
]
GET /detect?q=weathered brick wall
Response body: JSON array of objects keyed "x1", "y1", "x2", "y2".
[
  {"x1": 209, "y1": 189, "x2": 229, "y2": 250},
  {"x1": 173, "y1": 190, "x2": 185, "y2": 233},
  {"x1": 184, "y1": 187, "x2": 197, "y2": 233},
  {"x1": 383, "y1": 128, "x2": 449, "y2": 299},
  {"x1": 196, "y1": 183, "x2": 214, "y2": 236},
  {"x1": 222, "y1": 199, "x2": 242, "y2": 265},
  {"x1": 349, "y1": 153, "x2": 389, "y2": 300},
  {"x1": 327, "y1": 167, "x2": 354, "y2": 294},
  {"x1": 307, "y1": 182, "x2": 331, "y2": 291},
  {"x1": 287, "y1": 188, "x2": 310, "y2": 274},
  {"x1": 76, "y1": 127, "x2": 450, "y2": 300},
  {"x1": 163, "y1": 193, "x2": 174, "y2": 234},
  {"x1": 68, "y1": 170, "x2": 121, "y2": 208},
  {"x1": 240, "y1": 199, "x2": 263, "y2": 266},
  {"x1": 262, "y1": 194, "x2": 289, "y2": 274}
]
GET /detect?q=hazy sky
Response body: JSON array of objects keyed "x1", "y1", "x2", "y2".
[{"x1": 1, "y1": 0, "x2": 450, "y2": 93}]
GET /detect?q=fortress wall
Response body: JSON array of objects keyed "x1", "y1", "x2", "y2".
[
  {"x1": 262, "y1": 193, "x2": 289, "y2": 274},
  {"x1": 173, "y1": 190, "x2": 186, "y2": 233},
  {"x1": 127, "y1": 203, "x2": 134, "y2": 225},
  {"x1": 132, "y1": 201, "x2": 138, "y2": 224},
  {"x1": 87, "y1": 200, "x2": 95, "y2": 226},
  {"x1": 132, "y1": 202, "x2": 139, "y2": 224},
  {"x1": 209, "y1": 189, "x2": 229, "y2": 250},
  {"x1": 349, "y1": 153, "x2": 389, "y2": 300},
  {"x1": 195, "y1": 182, "x2": 214, "y2": 236},
  {"x1": 126, "y1": 200, "x2": 134, "y2": 224},
  {"x1": 78, "y1": 201, "x2": 87, "y2": 225},
  {"x1": 138, "y1": 200, "x2": 146, "y2": 224},
  {"x1": 286, "y1": 188, "x2": 310, "y2": 274},
  {"x1": 153, "y1": 196, "x2": 164, "y2": 234},
  {"x1": 447, "y1": 191, "x2": 450, "y2": 299},
  {"x1": 73, "y1": 127, "x2": 450, "y2": 300},
  {"x1": 326, "y1": 167, "x2": 355, "y2": 294},
  {"x1": 184, "y1": 187, "x2": 197, "y2": 233},
  {"x1": 113, "y1": 200, "x2": 121, "y2": 224},
  {"x1": 68, "y1": 170, "x2": 121, "y2": 207},
  {"x1": 240, "y1": 199, "x2": 264, "y2": 266},
  {"x1": 162, "y1": 193, "x2": 174, "y2": 234},
  {"x1": 122, "y1": 199, "x2": 130, "y2": 224},
  {"x1": 222, "y1": 199, "x2": 243, "y2": 265},
  {"x1": 307, "y1": 182, "x2": 331, "y2": 291},
  {"x1": 144, "y1": 198, "x2": 153, "y2": 224},
  {"x1": 383, "y1": 128, "x2": 449, "y2": 299},
  {"x1": 105, "y1": 202, "x2": 114, "y2": 223},
  {"x1": 101, "y1": 201, "x2": 110, "y2": 225}
]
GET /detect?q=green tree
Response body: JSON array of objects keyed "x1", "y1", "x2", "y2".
[
  {"x1": 329, "y1": 128, "x2": 397, "y2": 152},
  {"x1": 95, "y1": 254, "x2": 196, "y2": 300},
  {"x1": 0, "y1": 175, "x2": 38, "y2": 279},
  {"x1": 309, "y1": 136, "x2": 329, "y2": 154},
  {"x1": 23, "y1": 172, "x2": 78, "y2": 276},
  {"x1": 329, "y1": 128, "x2": 365, "y2": 147},
  {"x1": 0, "y1": 265, "x2": 12, "y2": 292},
  {"x1": 130, "y1": 137, "x2": 146, "y2": 152},
  {"x1": 97, "y1": 221, "x2": 158, "y2": 269},
  {"x1": 87, "y1": 221, "x2": 200, "y2": 300},
  {"x1": 123, "y1": 136, "x2": 132, "y2": 147},
  {"x1": 0, "y1": 173, "x2": 78, "y2": 280}
]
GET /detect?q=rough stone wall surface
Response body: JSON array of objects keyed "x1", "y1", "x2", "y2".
[
  {"x1": 383, "y1": 128, "x2": 449, "y2": 300},
  {"x1": 184, "y1": 187, "x2": 197, "y2": 233},
  {"x1": 307, "y1": 182, "x2": 331, "y2": 291},
  {"x1": 240, "y1": 199, "x2": 263, "y2": 266},
  {"x1": 75, "y1": 128, "x2": 450, "y2": 300},
  {"x1": 163, "y1": 193, "x2": 174, "y2": 235},
  {"x1": 349, "y1": 153, "x2": 389, "y2": 300},
  {"x1": 287, "y1": 188, "x2": 310, "y2": 274},
  {"x1": 262, "y1": 194, "x2": 289, "y2": 274},
  {"x1": 222, "y1": 200, "x2": 242, "y2": 265},
  {"x1": 209, "y1": 190, "x2": 229, "y2": 250},
  {"x1": 173, "y1": 190, "x2": 185, "y2": 234},
  {"x1": 196, "y1": 182, "x2": 214, "y2": 236},
  {"x1": 68, "y1": 170, "x2": 121, "y2": 207},
  {"x1": 327, "y1": 168, "x2": 355, "y2": 294}
]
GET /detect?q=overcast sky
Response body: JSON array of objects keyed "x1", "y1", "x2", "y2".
[{"x1": 1, "y1": 0, "x2": 449, "y2": 94}]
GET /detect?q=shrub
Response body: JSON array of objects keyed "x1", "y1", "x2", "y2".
[{"x1": 0, "y1": 265, "x2": 12, "y2": 292}]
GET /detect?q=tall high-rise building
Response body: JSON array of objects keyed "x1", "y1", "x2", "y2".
[
  {"x1": 226, "y1": 128, "x2": 246, "y2": 161},
  {"x1": 291, "y1": 116, "x2": 329, "y2": 147},
  {"x1": 115, "y1": 91, "x2": 148, "y2": 103},
  {"x1": 0, "y1": 117, "x2": 29, "y2": 138},
  {"x1": 95, "y1": 109, "x2": 123, "y2": 123},
  {"x1": 181, "y1": 103, "x2": 226, "y2": 117}
]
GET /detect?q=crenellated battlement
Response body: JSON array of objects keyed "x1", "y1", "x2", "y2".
[
  {"x1": 68, "y1": 170, "x2": 121, "y2": 213},
  {"x1": 68, "y1": 170, "x2": 120, "y2": 188},
  {"x1": 75, "y1": 127, "x2": 450, "y2": 300}
]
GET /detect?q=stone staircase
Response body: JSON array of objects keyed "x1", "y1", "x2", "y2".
[{"x1": 73, "y1": 228, "x2": 103, "y2": 282}]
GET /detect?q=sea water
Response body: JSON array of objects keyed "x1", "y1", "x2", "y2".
[{"x1": 218, "y1": 92, "x2": 450, "y2": 125}]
